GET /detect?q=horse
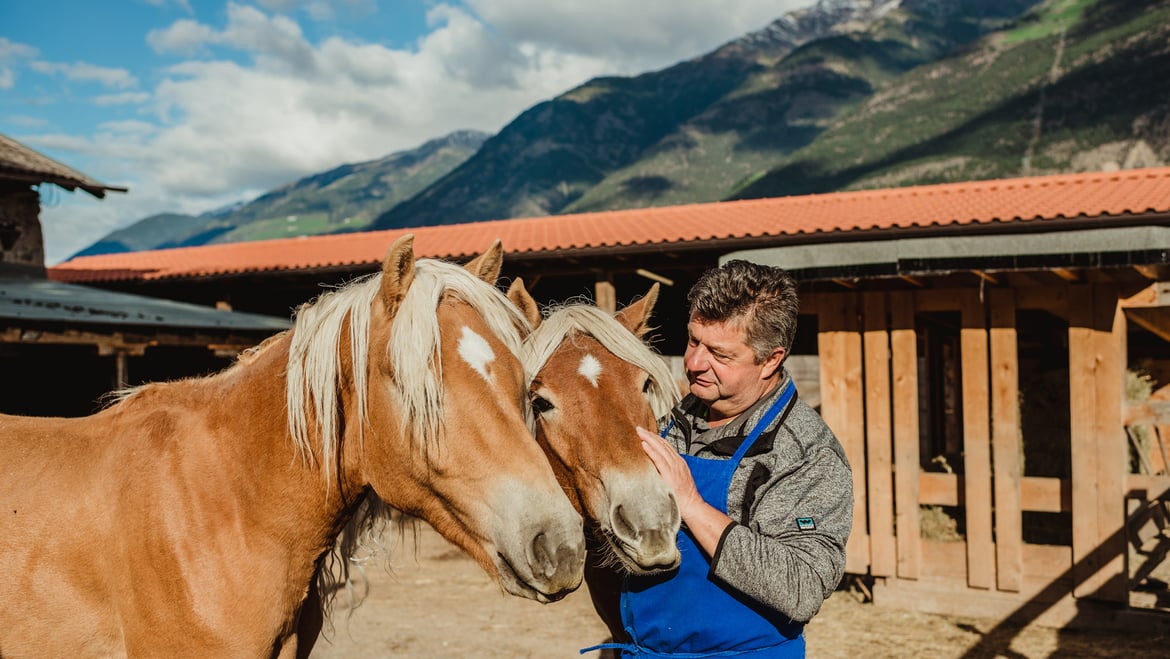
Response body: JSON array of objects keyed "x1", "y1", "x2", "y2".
[
  {"x1": 506, "y1": 279, "x2": 683, "y2": 641},
  {"x1": 0, "y1": 234, "x2": 585, "y2": 658}
]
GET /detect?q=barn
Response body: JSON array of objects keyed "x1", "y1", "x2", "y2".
[
  {"x1": 50, "y1": 165, "x2": 1170, "y2": 629},
  {"x1": 0, "y1": 132, "x2": 289, "y2": 416}
]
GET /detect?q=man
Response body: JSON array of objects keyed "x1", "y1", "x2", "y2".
[{"x1": 604, "y1": 259, "x2": 853, "y2": 658}]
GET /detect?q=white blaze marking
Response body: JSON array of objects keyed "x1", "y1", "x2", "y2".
[
  {"x1": 458, "y1": 326, "x2": 496, "y2": 382},
  {"x1": 578, "y1": 354, "x2": 602, "y2": 387}
]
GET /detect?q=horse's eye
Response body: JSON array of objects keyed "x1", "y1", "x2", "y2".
[
  {"x1": 531, "y1": 394, "x2": 555, "y2": 415},
  {"x1": 642, "y1": 377, "x2": 653, "y2": 394}
]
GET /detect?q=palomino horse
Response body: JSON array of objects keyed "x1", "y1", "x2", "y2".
[
  {"x1": 0, "y1": 235, "x2": 584, "y2": 658},
  {"x1": 506, "y1": 280, "x2": 682, "y2": 637}
]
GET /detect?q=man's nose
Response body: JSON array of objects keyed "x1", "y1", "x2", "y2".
[{"x1": 684, "y1": 345, "x2": 707, "y2": 372}]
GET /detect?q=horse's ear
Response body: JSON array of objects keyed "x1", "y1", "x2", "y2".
[
  {"x1": 464, "y1": 239, "x2": 504, "y2": 283},
  {"x1": 615, "y1": 283, "x2": 659, "y2": 338},
  {"x1": 507, "y1": 278, "x2": 542, "y2": 330},
  {"x1": 380, "y1": 233, "x2": 416, "y2": 315}
]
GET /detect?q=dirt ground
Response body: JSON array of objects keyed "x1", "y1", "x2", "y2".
[{"x1": 308, "y1": 524, "x2": 1170, "y2": 658}]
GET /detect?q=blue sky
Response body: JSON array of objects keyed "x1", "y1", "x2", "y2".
[{"x1": 2, "y1": 0, "x2": 811, "y2": 263}]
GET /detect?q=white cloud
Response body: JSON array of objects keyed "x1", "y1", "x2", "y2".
[
  {"x1": 0, "y1": 37, "x2": 38, "y2": 90},
  {"x1": 464, "y1": 0, "x2": 809, "y2": 70},
  {"x1": 28, "y1": 61, "x2": 138, "y2": 89},
  {"x1": 93, "y1": 92, "x2": 152, "y2": 106},
  {"x1": 32, "y1": 1, "x2": 813, "y2": 264}
]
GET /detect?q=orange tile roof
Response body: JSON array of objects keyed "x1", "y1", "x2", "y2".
[{"x1": 50, "y1": 167, "x2": 1170, "y2": 283}]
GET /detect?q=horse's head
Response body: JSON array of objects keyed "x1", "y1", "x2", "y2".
[
  {"x1": 288, "y1": 235, "x2": 584, "y2": 603},
  {"x1": 510, "y1": 280, "x2": 682, "y2": 574}
]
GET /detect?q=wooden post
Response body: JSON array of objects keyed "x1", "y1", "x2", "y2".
[
  {"x1": 1069, "y1": 284, "x2": 1101, "y2": 598},
  {"x1": 989, "y1": 288, "x2": 1022, "y2": 593},
  {"x1": 1068, "y1": 284, "x2": 1126, "y2": 602},
  {"x1": 960, "y1": 290, "x2": 995, "y2": 590},
  {"x1": 595, "y1": 280, "x2": 616, "y2": 314},
  {"x1": 864, "y1": 293, "x2": 896, "y2": 577},
  {"x1": 819, "y1": 292, "x2": 870, "y2": 574},
  {"x1": 890, "y1": 291, "x2": 921, "y2": 580},
  {"x1": 1094, "y1": 286, "x2": 1127, "y2": 603}
]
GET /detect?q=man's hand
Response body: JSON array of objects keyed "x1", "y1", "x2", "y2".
[
  {"x1": 638, "y1": 427, "x2": 734, "y2": 557},
  {"x1": 637, "y1": 426, "x2": 703, "y2": 517}
]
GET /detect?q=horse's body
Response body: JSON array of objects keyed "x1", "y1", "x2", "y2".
[
  {"x1": 507, "y1": 281, "x2": 683, "y2": 639},
  {"x1": 0, "y1": 236, "x2": 584, "y2": 658}
]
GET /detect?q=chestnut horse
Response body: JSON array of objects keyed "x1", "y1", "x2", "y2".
[
  {"x1": 506, "y1": 280, "x2": 682, "y2": 638},
  {"x1": 0, "y1": 235, "x2": 584, "y2": 658}
]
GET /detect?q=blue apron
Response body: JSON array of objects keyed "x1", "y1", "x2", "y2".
[{"x1": 583, "y1": 379, "x2": 803, "y2": 658}]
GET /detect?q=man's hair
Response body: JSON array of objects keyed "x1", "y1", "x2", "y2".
[{"x1": 687, "y1": 260, "x2": 799, "y2": 363}]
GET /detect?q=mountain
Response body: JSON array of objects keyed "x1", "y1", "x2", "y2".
[
  {"x1": 733, "y1": 0, "x2": 1170, "y2": 198},
  {"x1": 77, "y1": 0, "x2": 1170, "y2": 257},
  {"x1": 371, "y1": 0, "x2": 1042, "y2": 229},
  {"x1": 73, "y1": 130, "x2": 487, "y2": 257}
]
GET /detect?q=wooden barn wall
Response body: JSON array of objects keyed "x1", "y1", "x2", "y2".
[{"x1": 805, "y1": 282, "x2": 1138, "y2": 623}]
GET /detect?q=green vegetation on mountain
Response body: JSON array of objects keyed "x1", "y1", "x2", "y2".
[
  {"x1": 372, "y1": 0, "x2": 1046, "y2": 229},
  {"x1": 76, "y1": 0, "x2": 1170, "y2": 258},
  {"x1": 734, "y1": 0, "x2": 1170, "y2": 198}
]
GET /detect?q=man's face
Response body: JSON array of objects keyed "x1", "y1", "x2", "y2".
[{"x1": 683, "y1": 316, "x2": 783, "y2": 424}]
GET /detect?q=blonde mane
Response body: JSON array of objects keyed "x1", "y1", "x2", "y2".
[
  {"x1": 523, "y1": 303, "x2": 680, "y2": 425},
  {"x1": 287, "y1": 257, "x2": 530, "y2": 622},
  {"x1": 285, "y1": 258, "x2": 529, "y2": 481}
]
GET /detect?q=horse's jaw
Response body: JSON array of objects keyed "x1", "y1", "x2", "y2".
[{"x1": 429, "y1": 477, "x2": 586, "y2": 604}]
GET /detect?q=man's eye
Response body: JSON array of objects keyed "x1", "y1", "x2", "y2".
[{"x1": 531, "y1": 395, "x2": 555, "y2": 415}]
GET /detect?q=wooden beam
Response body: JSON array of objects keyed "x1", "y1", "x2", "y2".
[
  {"x1": 595, "y1": 280, "x2": 616, "y2": 314},
  {"x1": 1120, "y1": 282, "x2": 1170, "y2": 308},
  {"x1": 1052, "y1": 268, "x2": 1081, "y2": 282},
  {"x1": 961, "y1": 290, "x2": 995, "y2": 590},
  {"x1": 635, "y1": 268, "x2": 674, "y2": 287},
  {"x1": 864, "y1": 293, "x2": 896, "y2": 578},
  {"x1": 1068, "y1": 285, "x2": 1128, "y2": 603},
  {"x1": 890, "y1": 291, "x2": 922, "y2": 580},
  {"x1": 1094, "y1": 286, "x2": 1127, "y2": 603},
  {"x1": 1068, "y1": 285, "x2": 1101, "y2": 599},
  {"x1": 971, "y1": 270, "x2": 1000, "y2": 284},
  {"x1": 1126, "y1": 308, "x2": 1170, "y2": 344},
  {"x1": 1125, "y1": 400, "x2": 1170, "y2": 426},
  {"x1": 818, "y1": 292, "x2": 869, "y2": 574},
  {"x1": 989, "y1": 288, "x2": 1022, "y2": 593}
]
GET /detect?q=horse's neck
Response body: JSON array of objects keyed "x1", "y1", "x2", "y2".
[{"x1": 138, "y1": 334, "x2": 356, "y2": 565}]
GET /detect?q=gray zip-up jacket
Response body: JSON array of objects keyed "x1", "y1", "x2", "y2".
[{"x1": 661, "y1": 369, "x2": 853, "y2": 623}]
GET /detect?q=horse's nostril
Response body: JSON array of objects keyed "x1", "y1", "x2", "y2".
[
  {"x1": 530, "y1": 531, "x2": 555, "y2": 578},
  {"x1": 611, "y1": 504, "x2": 639, "y2": 542}
]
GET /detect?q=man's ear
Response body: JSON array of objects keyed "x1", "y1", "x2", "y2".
[{"x1": 761, "y1": 347, "x2": 786, "y2": 380}]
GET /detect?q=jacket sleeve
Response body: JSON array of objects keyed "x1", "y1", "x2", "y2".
[{"x1": 708, "y1": 413, "x2": 853, "y2": 622}]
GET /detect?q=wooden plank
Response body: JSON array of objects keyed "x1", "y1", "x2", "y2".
[
  {"x1": 1124, "y1": 400, "x2": 1170, "y2": 426},
  {"x1": 818, "y1": 293, "x2": 869, "y2": 573},
  {"x1": 961, "y1": 290, "x2": 995, "y2": 590},
  {"x1": 1068, "y1": 285, "x2": 1101, "y2": 599},
  {"x1": 595, "y1": 280, "x2": 616, "y2": 313},
  {"x1": 890, "y1": 291, "x2": 921, "y2": 580},
  {"x1": 1093, "y1": 286, "x2": 1127, "y2": 603},
  {"x1": 920, "y1": 540, "x2": 968, "y2": 579},
  {"x1": 1126, "y1": 473, "x2": 1170, "y2": 501},
  {"x1": 864, "y1": 293, "x2": 896, "y2": 577},
  {"x1": 989, "y1": 288, "x2": 1023, "y2": 593},
  {"x1": 1021, "y1": 477, "x2": 1069, "y2": 513},
  {"x1": 920, "y1": 472, "x2": 961, "y2": 506},
  {"x1": 1119, "y1": 281, "x2": 1170, "y2": 308}
]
